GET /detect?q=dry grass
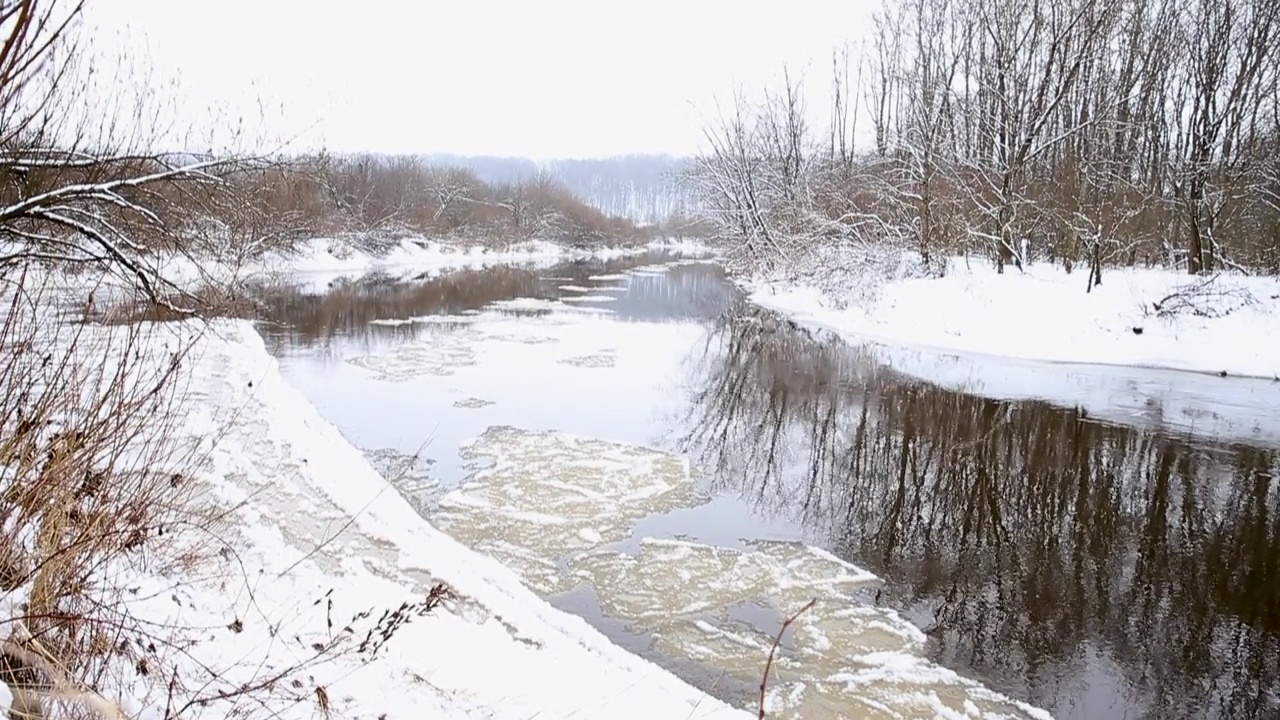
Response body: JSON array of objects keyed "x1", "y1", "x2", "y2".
[
  {"x1": 0, "y1": 268, "x2": 447, "y2": 718},
  {"x1": 97, "y1": 284, "x2": 266, "y2": 325},
  {"x1": 0, "y1": 269, "x2": 219, "y2": 717}
]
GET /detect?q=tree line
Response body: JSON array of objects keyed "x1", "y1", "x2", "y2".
[
  {"x1": 3, "y1": 149, "x2": 651, "y2": 292},
  {"x1": 2, "y1": 14, "x2": 649, "y2": 307},
  {"x1": 691, "y1": 0, "x2": 1280, "y2": 281},
  {"x1": 231, "y1": 154, "x2": 652, "y2": 251}
]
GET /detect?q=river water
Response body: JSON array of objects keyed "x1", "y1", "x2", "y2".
[{"x1": 256, "y1": 251, "x2": 1280, "y2": 720}]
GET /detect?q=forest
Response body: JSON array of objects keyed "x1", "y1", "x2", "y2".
[{"x1": 690, "y1": 0, "x2": 1280, "y2": 283}]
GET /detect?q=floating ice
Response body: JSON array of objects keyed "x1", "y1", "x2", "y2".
[
  {"x1": 453, "y1": 397, "x2": 495, "y2": 409},
  {"x1": 557, "y1": 353, "x2": 617, "y2": 368},
  {"x1": 487, "y1": 297, "x2": 615, "y2": 315},
  {"x1": 561, "y1": 294, "x2": 618, "y2": 303},
  {"x1": 590, "y1": 273, "x2": 629, "y2": 281},
  {"x1": 480, "y1": 329, "x2": 562, "y2": 345},
  {"x1": 348, "y1": 335, "x2": 478, "y2": 379},
  {"x1": 559, "y1": 284, "x2": 593, "y2": 292},
  {"x1": 434, "y1": 426, "x2": 705, "y2": 595},
  {"x1": 369, "y1": 314, "x2": 482, "y2": 327},
  {"x1": 412, "y1": 314, "x2": 484, "y2": 325},
  {"x1": 485, "y1": 297, "x2": 564, "y2": 313},
  {"x1": 349, "y1": 313, "x2": 577, "y2": 378},
  {"x1": 571, "y1": 539, "x2": 1051, "y2": 720},
  {"x1": 364, "y1": 447, "x2": 441, "y2": 515}
]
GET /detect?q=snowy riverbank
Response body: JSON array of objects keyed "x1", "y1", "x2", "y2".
[
  {"x1": 89, "y1": 319, "x2": 749, "y2": 719},
  {"x1": 747, "y1": 254, "x2": 1280, "y2": 380},
  {"x1": 162, "y1": 237, "x2": 661, "y2": 288},
  {"x1": 19, "y1": 236, "x2": 713, "y2": 300}
]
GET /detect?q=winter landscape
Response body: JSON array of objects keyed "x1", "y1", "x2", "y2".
[{"x1": 3, "y1": 0, "x2": 1279, "y2": 719}]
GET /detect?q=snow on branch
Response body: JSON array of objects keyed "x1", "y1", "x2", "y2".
[{"x1": 1150, "y1": 274, "x2": 1261, "y2": 319}]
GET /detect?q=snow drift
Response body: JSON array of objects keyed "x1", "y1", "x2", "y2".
[{"x1": 748, "y1": 253, "x2": 1280, "y2": 380}]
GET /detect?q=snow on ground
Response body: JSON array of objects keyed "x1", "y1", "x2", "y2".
[
  {"x1": 184, "y1": 237, "x2": 651, "y2": 290},
  {"x1": 748, "y1": 254, "x2": 1280, "y2": 380},
  {"x1": 89, "y1": 320, "x2": 749, "y2": 719},
  {"x1": 281, "y1": 238, "x2": 645, "y2": 277},
  {"x1": 17, "y1": 237, "x2": 656, "y2": 301}
]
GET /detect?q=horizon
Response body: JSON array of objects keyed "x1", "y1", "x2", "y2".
[{"x1": 84, "y1": 0, "x2": 875, "y2": 160}]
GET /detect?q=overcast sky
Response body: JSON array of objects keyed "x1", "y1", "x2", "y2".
[{"x1": 85, "y1": 0, "x2": 873, "y2": 159}]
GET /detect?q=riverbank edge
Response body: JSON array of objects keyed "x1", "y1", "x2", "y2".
[
  {"x1": 125, "y1": 317, "x2": 752, "y2": 719},
  {"x1": 731, "y1": 253, "x2": 1280, "y2": 381}
]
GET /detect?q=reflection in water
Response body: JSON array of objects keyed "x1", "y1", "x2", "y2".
[
  {"x1": 683, "y1": 307, "x2": 1280, "y2": 720},
  {"x1": 437, "y1": 423, "x2": 1049, "y2": 719},
  {"x1": 255, "y1": 251, "x2": 733, "y2": 352}
]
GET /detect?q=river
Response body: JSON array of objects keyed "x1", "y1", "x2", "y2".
[{"x1": 255, "y1": 250, "x2": 1280, "y2": 720}]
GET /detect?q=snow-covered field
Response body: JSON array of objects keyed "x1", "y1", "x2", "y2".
[
  {"x1": 748, "y1": 254, "x2": 1280, "y2": 380},
  {"x1": 52, "y1": 320, "x2": 749, "y2": 720}
]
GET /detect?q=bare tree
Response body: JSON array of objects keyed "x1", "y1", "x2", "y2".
[
  {"x1": 0, "y1": 0, "x2": 277, "y2": 311},
  {"x1": 693, "y1": 0, "x2": 1280, "y2": 287},
  {"x1": 1168, "y1": 0, "x2": 1280, "y2": 273}
]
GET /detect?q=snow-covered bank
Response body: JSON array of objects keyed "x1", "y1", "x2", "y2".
[
  {"x1": 103, "y1": 320, "x2": 747, "y2": 719},
  {"x1": 861, "y1": 341, "x2": 1280, "y2": 449},
  {"x1": 748, "y1": 255, "x2": 1280, "y2": 380},
  {"x1": 180, "y1": 237, "x2": 655, "y2": 287},
  {"x1": 646, "y1": 237, "x2": 721, "y2": 257},
  {"x1": 16, "y1": 237, "x2": 659, "y2": 302}
]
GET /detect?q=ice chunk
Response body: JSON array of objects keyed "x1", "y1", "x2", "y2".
[
  {"x1": 435, "y1": 426, "x2": 705, "y2": 595},
  {"x1": 570, "y1": 539, "x2": 1050, "y2": 720}
]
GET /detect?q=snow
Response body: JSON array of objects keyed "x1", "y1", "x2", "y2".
[
  {"x1": 748, "y1": 255, "x2": 1280, "y2": 380},
  {"x1": 4, "y1": 243, "x2": 1085, "y2": 719},
  {"x1": 571, "y1": 538, "x2": 1050, "y2": 719},
  {"x1": 28, "y1": 319, "x2": 748, "y2": 719},
  {"x1": 647, "y1": 237, "x2": 720, "y2": 256},
  {"x1": 862, "y1": 340, "x2": 1280, "y2": 448},
  {"x1": 279, "y1": 237, "x2": 646, "y2": 280},
  {"x1": 18, "y1": 236, "x2": 654, "y2": 300},
  {"x1": 261, "y1": 282, "x2": 1056, "y2": 719}
]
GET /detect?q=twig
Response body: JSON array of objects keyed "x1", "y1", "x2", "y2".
[
  {"x1": 2, "y1": 633, "x2": 128, "y2": 720},
  {"x1": 758, "y1": 598, "x2": 815, "y2": 719}
]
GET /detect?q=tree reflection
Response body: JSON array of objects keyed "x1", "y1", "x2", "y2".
[
  {"x1": 682, "y1": 306, "x2": 1280, "y2": 720},
  {"x1": 256, "y1": 263, "x2": 548, "y2": 349},
  {"x1": 253, "y1": 253, "x2": 733, "y2": 352}
]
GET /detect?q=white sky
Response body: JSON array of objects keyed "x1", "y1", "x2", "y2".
[{"x1": 84, "y1": 0, "x2": 874, "y2": 159}]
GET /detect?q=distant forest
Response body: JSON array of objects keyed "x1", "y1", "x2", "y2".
[{"x1": 425, "y1": 153, "x2": 700, "y2": 225}]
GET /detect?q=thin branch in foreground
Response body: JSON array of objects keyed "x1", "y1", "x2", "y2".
[{"x1": 757, "y1": 598, "x2": 815, "y2": 719}]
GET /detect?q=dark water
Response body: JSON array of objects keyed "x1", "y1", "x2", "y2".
[
  {"x1": 257, "y1": 253, "x2": 1280, "y2": 720},
  {"x1": 685, "y1": 308, "x2": 1280, "y2": 720}
]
